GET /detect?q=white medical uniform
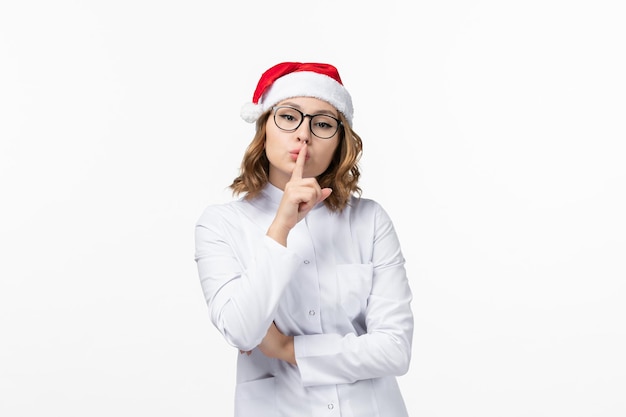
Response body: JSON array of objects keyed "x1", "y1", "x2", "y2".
[{"x1": 195, "y1": 183, "x2": 414, "y2": 417}]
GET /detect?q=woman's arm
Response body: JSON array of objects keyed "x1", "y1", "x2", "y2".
[{"x1": 195, "y1": 206, "x2": 301, "y2": 351}]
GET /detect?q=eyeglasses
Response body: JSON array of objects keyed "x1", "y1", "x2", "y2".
[{"x1": 272, "y1": 106, "x2": 342, "y2": 139}]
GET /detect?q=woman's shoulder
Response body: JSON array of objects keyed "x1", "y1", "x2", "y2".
[
  {"x1": 348, "y1": 195, "x2": 386, "y2": 214},
  {"x1": 348, "y1": 194, "x2": 400, "y2": 225},
  {"x1": 195, "y1": 198, "x2": 248, "y2": 226}
]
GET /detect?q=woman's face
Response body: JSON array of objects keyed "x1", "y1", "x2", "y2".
[{"x1": 265, "y1": 96, "x2": 341, "y2": 190}]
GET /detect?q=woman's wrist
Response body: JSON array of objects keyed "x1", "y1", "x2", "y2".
[
  {"x1": 283, "y1": 335, "x2": 296, "y2": 365},
  {"x1": 267, "y1": 222, "x2": 290, "y2": 246}
]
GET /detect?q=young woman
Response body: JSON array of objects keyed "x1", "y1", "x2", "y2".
[{"x1": 195, "y1": 62, "x2": 414, "y2": 417}]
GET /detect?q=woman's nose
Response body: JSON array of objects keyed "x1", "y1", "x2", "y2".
[{"x1": 296, "y1": 119, "x2": 311, "y2": 143}]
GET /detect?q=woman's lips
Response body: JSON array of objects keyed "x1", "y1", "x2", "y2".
[{"x1": 289, "y1": 150, "x2": 308, "y2": 161}]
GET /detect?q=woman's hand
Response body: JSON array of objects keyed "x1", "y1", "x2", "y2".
[
  {"x1": 267, "y1": 143, "x2": 332, "y2": 246},
  {"x1": 258, "y1": 322, "x2": 296, "y2": 365}
]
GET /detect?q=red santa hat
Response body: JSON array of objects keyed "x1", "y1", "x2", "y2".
[{"x1": 240, "y1": 62, "x2": 354, "y2": 126}]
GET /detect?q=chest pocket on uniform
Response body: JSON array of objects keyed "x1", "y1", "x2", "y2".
[{"x1": 335, "y1": 263, "x2": 374, "y2": 319}]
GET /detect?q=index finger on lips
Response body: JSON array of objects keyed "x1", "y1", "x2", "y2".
[{"x1": 291, "y1": 143, "x2": 307, "y2": 180}]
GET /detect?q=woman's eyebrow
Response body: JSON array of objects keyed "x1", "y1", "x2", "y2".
[{"x1": 281, "y1": 102, "x2": 338, "y2": 117}]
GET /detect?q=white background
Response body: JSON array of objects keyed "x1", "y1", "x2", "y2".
[{"x1": 1, "y1": 1, "x2": 625, "y2": 416}]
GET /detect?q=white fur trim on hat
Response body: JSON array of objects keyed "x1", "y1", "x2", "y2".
[{"x1": 261, "y1": 71, "x2": 353, "y2": 125}]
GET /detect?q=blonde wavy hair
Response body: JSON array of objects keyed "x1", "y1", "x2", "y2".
[{"x1": 229, "y1": 109, "x2": 362, "y2": 212}]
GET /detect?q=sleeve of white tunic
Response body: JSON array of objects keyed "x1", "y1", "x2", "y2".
[
  {"x1": 294, "y1": 202, "x2": 414, "y2": 387},
  {"x1": 194, "y1": 203, "x2": 303, "y2": 351}
]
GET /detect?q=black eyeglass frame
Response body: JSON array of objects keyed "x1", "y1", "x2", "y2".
[{"x1": 272, "y1": 106, "x2": 343, "y2": 139}]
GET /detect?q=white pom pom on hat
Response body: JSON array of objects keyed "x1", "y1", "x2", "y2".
[
  {"x1": 240, "y1": 62, "x2": 354, "y2": 126},
  {"x1": 239, "y1": 102, "x2": 263, "y2": 123}
]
